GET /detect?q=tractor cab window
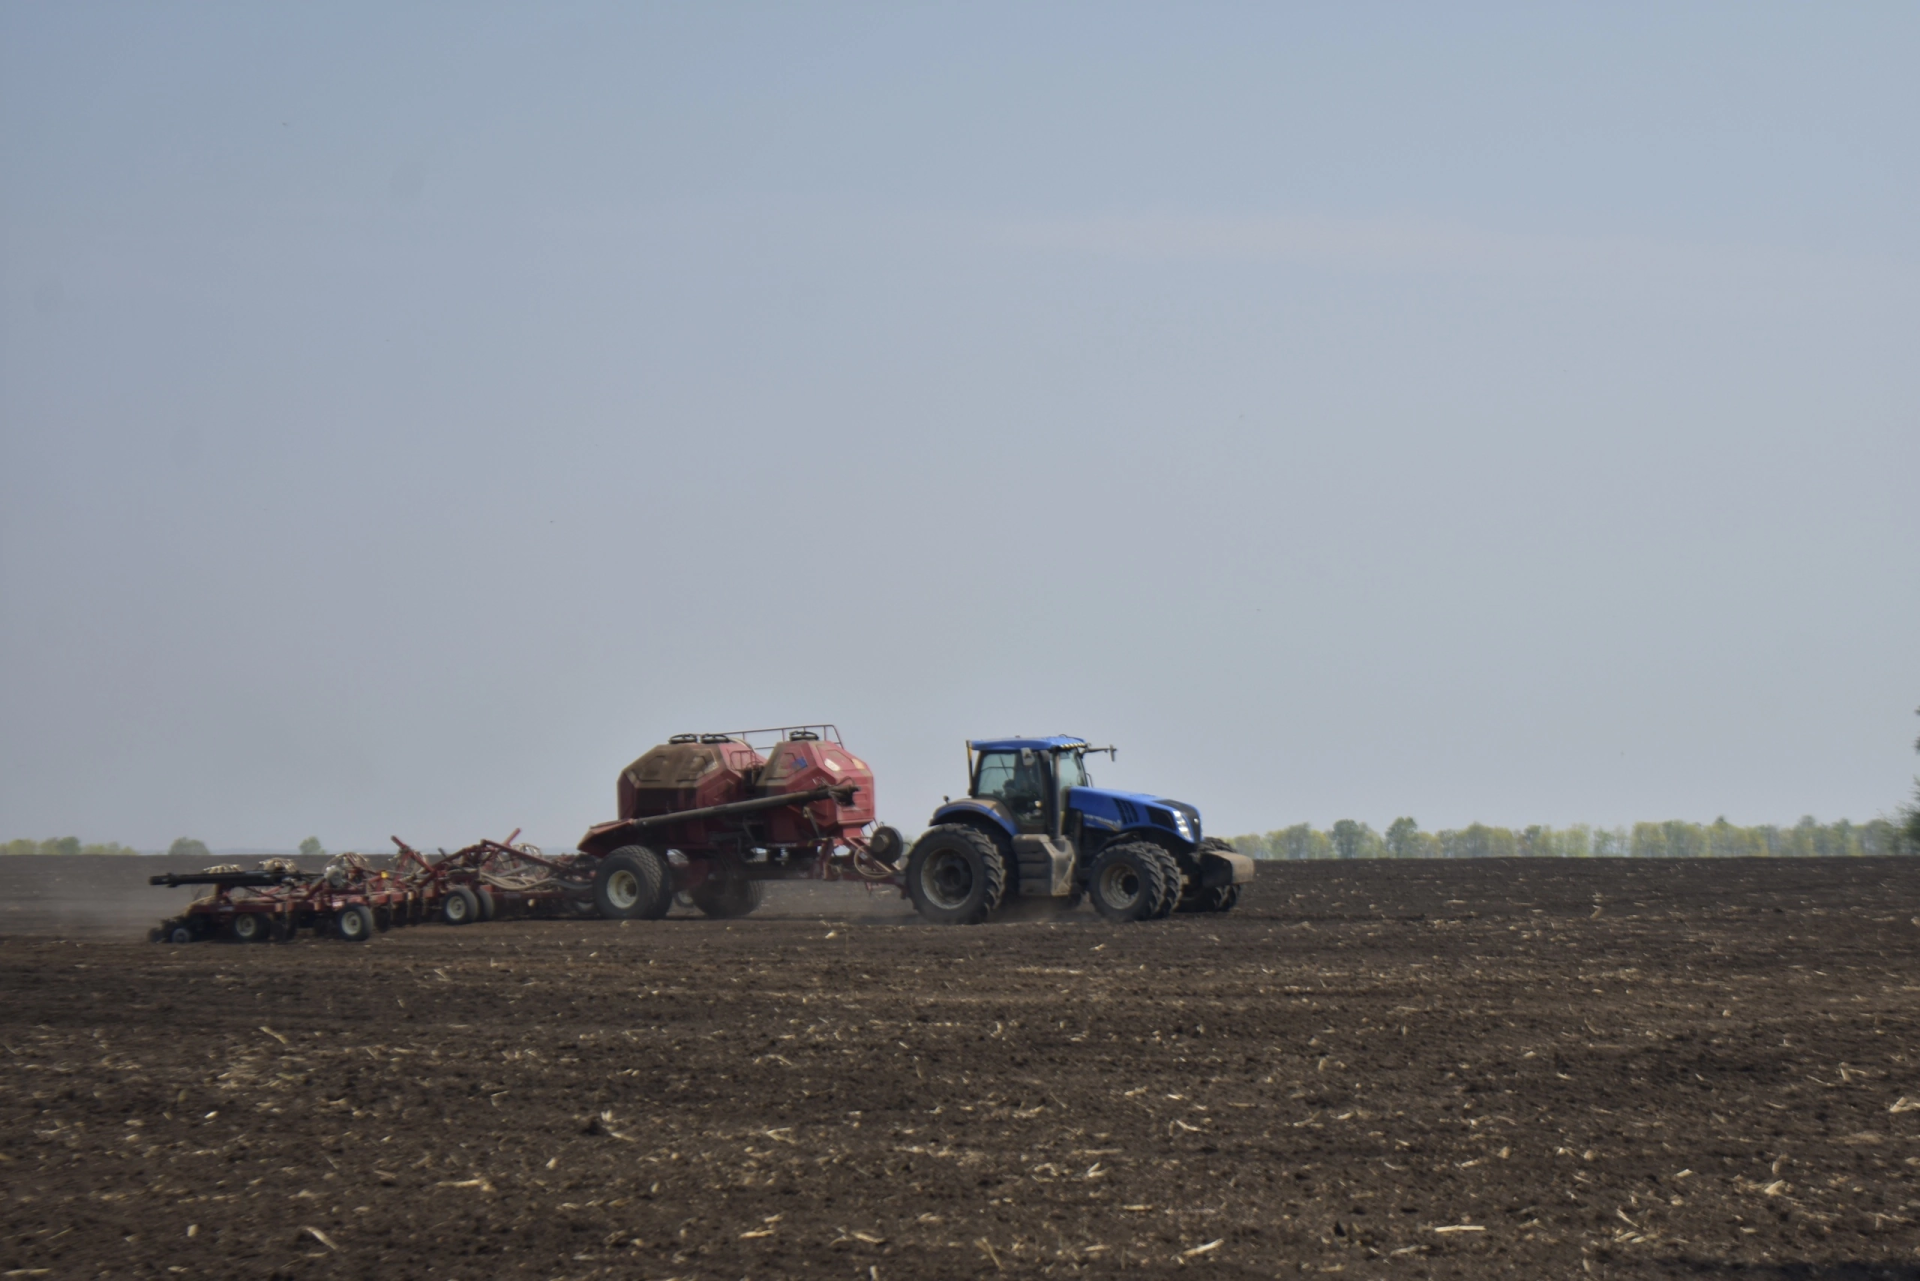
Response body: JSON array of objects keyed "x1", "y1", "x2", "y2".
[
  {"x1": 1056, "y1": 750, "x2": 1090, "y2": 790},
  {"x1": 974, "y1": 750, "x2": 1049, "y2": 832}
]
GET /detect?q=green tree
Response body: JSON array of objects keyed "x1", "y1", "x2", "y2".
[
  {"x1": 1385, "y1": 817, "x2": 1421, "y2": 858},
  {"x1": 168, "y1": 837, "x2": 211, "y2": 861},
  {"x1": 1330, "y1": 819, "x2": 1383, "y2": 859},
  {"x1": 299, "y1": 836, "x2": 325, "y2": 859},
  {"x1": 1903, "y1": 707, "x2": 1920, "y2": 851}
]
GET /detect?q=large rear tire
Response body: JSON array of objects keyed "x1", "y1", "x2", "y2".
[
  {"x1": 1088, "y1": 842, "x2": 1169, "y2": 924},
  {"x1": 594, "y1": 846, "x2": 672, "y2": 920},
  {"x1": 905, "y1": 825, "x2": 1008, "y2": 925},
  {"x1": 690, "y1": 874, "x2": 766, "y2": 919}
]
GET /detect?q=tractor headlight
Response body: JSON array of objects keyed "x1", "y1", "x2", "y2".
[{"x1": 1171, "y1": 811, "x2": 1193, "y2": 839}]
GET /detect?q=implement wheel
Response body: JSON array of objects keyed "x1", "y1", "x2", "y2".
[
  {"x1": 336, "y1": 904, "x2": 375, "y2": 942},
  {"x1": 905, "y1": 825, "x2": 1008, "y2": 926},
  {"x1": 1088, "y1": 842, "x2": 1169, "y2": 924},
  {"x1": 594, "y1": 846, "x2": 671, "y2": 921},
  {"x1": 442, "y1": 886, "x2": 480, "y2": 926},
  {"x1": 229, "y1": 912, "x2": 268, "y2": 943},
  {"x1": 690, "y1": 874, "x2": 766, "y2": 919}
]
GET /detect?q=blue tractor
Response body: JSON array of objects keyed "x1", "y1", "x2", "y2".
[{"x1": 903, "y1": 736, "x2": 1254, "y2": 925}]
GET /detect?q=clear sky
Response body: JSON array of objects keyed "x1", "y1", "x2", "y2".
[{"x1": 2, "y1": 4, "x2": 1916, "y2": 851}]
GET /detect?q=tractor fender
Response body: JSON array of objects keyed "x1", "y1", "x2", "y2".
[
  {"x1": 1199, "y1": 848, "x2": 1256, "y2": 889},
  {"x1": 929, "y1": 799, "x2": 1018, "y2": 842}
]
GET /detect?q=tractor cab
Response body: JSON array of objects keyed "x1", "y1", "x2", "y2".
[{"x1": 965, "y1": 737, "x2": 1099, "y2": 837}]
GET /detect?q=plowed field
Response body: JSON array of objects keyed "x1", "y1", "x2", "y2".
[{"x1": 4, "y1": 856, "x2": 1919, "y2": 1279}]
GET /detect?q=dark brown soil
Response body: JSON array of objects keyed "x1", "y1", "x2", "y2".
[{"x1": 4, "y1": 857, "x2": 1919, "y2": 1279}]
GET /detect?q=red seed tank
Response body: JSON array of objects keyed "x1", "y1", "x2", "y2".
[{"x1": 756, "y1": 733, "x2": 876, "y2": 842}]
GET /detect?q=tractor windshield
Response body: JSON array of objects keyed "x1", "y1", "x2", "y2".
[
  {"x1": 1055, "y1": 750, "x2": 1090, "y2": 789},
  {"x1": 975, "y1": 750, "x2": 1048, "y2": 831}
]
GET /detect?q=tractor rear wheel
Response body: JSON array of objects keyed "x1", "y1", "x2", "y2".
[
  {"x1": 336, "y1": 904, "x2": 375, "y2": 942},
  {"x1": 594, "y1": 847, "x2": 672, "y2": 920},
  {"x1": 1088, "y1": 842, "x2": 1169, "y2": 923},
  {"x1": 442, "y1": 886, "x2": 480, "y2": 926},
  {"x1": 691, "y1": 874, "x2": 766, "y2": 919},
  {"x1": 905, "y1": 826, "x2": 1008, "y2": 925}
]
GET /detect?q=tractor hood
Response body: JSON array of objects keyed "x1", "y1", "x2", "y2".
[{"x1": 1069, "y1": 788, "x2": 1203, "y2": 843}]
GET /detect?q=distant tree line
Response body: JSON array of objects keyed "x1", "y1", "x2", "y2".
[
  {"x1": 1231, "y1": 815, "x2": 1912, "y2": 861},
  {"x1": 2, "y1": 837, "x2": 141, "y2": 857},
  {"x1": 2, "y1": 836, "x2": 325, "y2": 859}
]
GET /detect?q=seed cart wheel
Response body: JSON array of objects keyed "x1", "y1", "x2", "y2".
[
  {"x1": 230, "y1": 913, "x2": 267, "y2": 943},
  {"x1": 866, "y1": 824, "x2": 908, "y2": 868},
  {"x1": 336, "y1": 904, "x2": 375, "y2": 943},
  {"x1": 1087, "y1": 842, "x2": 1169, "y2": 924},
  {"x1": 475, "y1": 886, "x2": 497, "y2": 922},
  {"x1": 593, "y1": 847, "x2": 672, "y2": 920},
  {"x1": 904, "y1": 826, "x2": 1008, "y2": 926},
  {"x1": 690, "y1": 875, "x2": 766, "y2": 919},
  {"x1": 166, "y1": 923, "x2": 195, "y2": 945},
  {"x1": 373, "y1": 905, "x2": 393, "y2": 931},
  {"x1": 442, "y1": 886, "x2": 480, "y2": 926}
]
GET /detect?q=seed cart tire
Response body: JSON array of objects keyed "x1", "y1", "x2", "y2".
[
  {"x1": 593, "y1": 847, "x2": 671, "y2": 921},
  {"x1": 691, "y1": 875, "x2": 766, "y2": 919},
  {"x1": 905, "y1": 825, "x2": 1009, "y2": 926},
  {"x1": 442, "y1": 886, "x2": 480, "y2": 926},
  {"x1": 866, "y1": 824, "x2": 908, "y2": 868},
  {"x1": 229, "y1": 913, "x2": 267, "y2": 943},
  {"x1": 336, "y1": 904, "x2": 375, "y2": 943},
  {"x1": 373, "y1": 905, "x2": 393, "y2": 931},
  {"x1": 166, "y1": 923, "x2": 194, "y2": 945},
  {"x1": 1088, "y1": 842, "x2": 1169, "y2": 924},
  {"x1": 476, "y1": 887, "x2": 497, "y2": 922}
]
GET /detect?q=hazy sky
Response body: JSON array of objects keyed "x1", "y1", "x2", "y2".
[{"x1": 2, "y1": 4, "x2": 1916, "y2": 851}]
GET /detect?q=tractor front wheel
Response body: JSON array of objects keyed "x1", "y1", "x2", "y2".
[
  {"x1": 593, "y1": 847, "x2": 672, "y2": 920},
  {"x1": 1088, "y1": 842, "x2": 1170, "y2": 924},
  {"x1": 905, "y1": 826, "x2": 1008, "y2": 926}
]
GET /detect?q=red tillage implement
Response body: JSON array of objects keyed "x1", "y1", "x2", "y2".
[
  {"x1": 149, "y1": 854, "x2": 419, "y2": 944},
  {"x1": 388, "y1": 832, "x2": 596, "y2": 925}
]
